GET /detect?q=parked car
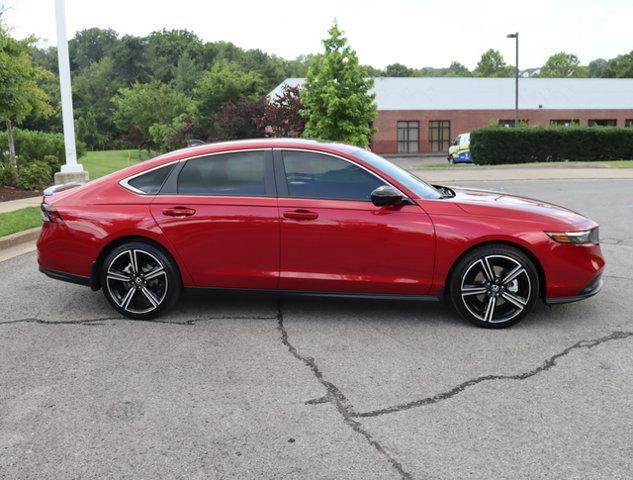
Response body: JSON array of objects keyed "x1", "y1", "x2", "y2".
[
  {"x1": 38, "y1": 139, "x2": 603, "y2": 328},
  {"x1": 448, "y1": 133, "x2": 473, "y2": 163}
]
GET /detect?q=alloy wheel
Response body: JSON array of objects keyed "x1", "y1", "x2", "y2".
[
  {"x1": 105, "y1": 249, "x2": 168, "y2": 315},
  {"x1": 459, "y1": 254, "x2": 531, "y2": 324}
]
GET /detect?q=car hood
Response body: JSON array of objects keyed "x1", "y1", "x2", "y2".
[{"x1": 447, "y1": 186, "x2": 596, "y2": 229}]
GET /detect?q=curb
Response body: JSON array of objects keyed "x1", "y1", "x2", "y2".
[{"x1": 0, "y1": 227, "x2": 41, "y2": 251}]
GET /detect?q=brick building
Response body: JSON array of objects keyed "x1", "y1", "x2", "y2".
[{"x1": 270, "y1": 77, "x2": 633, "y2": 155}]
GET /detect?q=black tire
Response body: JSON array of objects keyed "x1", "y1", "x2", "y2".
[
  {"x1": 448, "y1": 244, "x2": 539, "y2": 328},
  {"x1": 100, "y1": 241, "x2": 181, "y2": 320}
]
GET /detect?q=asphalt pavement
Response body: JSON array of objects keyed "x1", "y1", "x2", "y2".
[{"x1": 1, "y1": 178, "x2": 632, "y2": 479}]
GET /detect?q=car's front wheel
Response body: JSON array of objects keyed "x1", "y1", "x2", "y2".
[
  {"x1": 101, "y1": 241, "x2": 181, "y2": 320},
  {"x1": 449, "y1": 244, "x2": 539, "y2": 328}
]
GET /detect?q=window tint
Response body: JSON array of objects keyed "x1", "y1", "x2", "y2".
[
  {"x1": 127, "y1": 164, "x2": 174, "y2": 194},
  {"x1": 282, "y1": 151, "x2": 385, "y2": 201},
  {"x1": 177, "y1": 151, "x2": 266, "y2": 196}
]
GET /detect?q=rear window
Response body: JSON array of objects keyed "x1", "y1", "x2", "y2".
[
  {"x1": 127, "y1": 164, "x2": 174, "y2": 194},
  {"x1": 177, "y1": 151, "x2": 266, "y2": 196}
]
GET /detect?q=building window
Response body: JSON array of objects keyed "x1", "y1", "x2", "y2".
[
  {"x1": 428, "y1": 120, "x2": 450, "y2": 153},
  {"x1": 499, "y1": 120, "x2": 529, "y2": 127},
  {"x1": 625, "y1": 119, "x2": 633, "y2": 128},
  {"x1": 550, "y1": 119, "x2": 579, "y2": 127},
  {"x1": 397, "y1": 121, "x2": 419, "y2": 153},
  {"x1": 588, "y1": 119, "x2": 617, "y2": 127}
]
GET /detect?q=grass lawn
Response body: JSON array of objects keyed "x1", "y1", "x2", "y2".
[
  {"x1": 0, "y1": 206, "x2": 42, "y2": 237},
  {"x1": 417, "y1": 160, "x2": 633, "y2": 169},
  {"x1": 81, "y1": 149, "x2": 156, "y2": 179}
]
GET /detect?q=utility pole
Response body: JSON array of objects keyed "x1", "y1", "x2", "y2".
[
  {"x1": 54, "y1": 0, "x2": 88, "y2": 183},
  {"x1": 507, "y1": 32, "x2": 519, "y2": 128}
]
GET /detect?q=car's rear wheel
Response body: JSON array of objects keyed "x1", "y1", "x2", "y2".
[
  {"x1": 449, "y1": 244, "x2": 539, "y2": 328},
  {"x1": 101, "y1": 241, "x2": 181, "y2": 320}
]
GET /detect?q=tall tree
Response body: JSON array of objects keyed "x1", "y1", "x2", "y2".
[
  {"x1": 113, "y1": 81, "x2": 194, "y2": 150},
  {"x1": 147, "y1": 29, "x2": 203, "y2": 83},
  {"x1": 588, "y1": 58, "x2": 607, "y2": 78},
  {"x1": 214, "y1": 96, "x2": 267, "y2": 141},
  {"x1": 194, "y1": 61, "x2": 263, "y2": 124},
  {"x1": 474, "y1": 49, "x2": 512, "y2": 77},
  {"x1": 602, "y1": 51, "x2": 633, "y2": 78},
  {"x1": 68, "y1": 28, "x2": 118, "y2": 71},
  {"x1": 0, "y1": 29, "x2": 52, "y2": 166},
  {"x1": 301, "y1": 23, "x2": 376, "y2": 147},
  {"x1": 538, "y1": 52, "x2": 586, "y2": 77}
]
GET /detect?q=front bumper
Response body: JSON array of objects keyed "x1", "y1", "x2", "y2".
[{"x1": 545, "y1": 274, "x2": 603, "y2": 305}]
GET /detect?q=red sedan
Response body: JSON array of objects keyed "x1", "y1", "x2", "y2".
[{"x1": 37, "y1": 139, "x2": 604, "y2": 328}]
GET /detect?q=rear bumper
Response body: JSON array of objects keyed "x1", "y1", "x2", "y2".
[
  {"x1": 545, "y1": 274, "x2": 603, "y2": 305},
  {"x1": 39, "y1": 267, "x2": 91, "y2": 287}
]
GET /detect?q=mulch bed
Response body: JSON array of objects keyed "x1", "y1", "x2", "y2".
[{"x1": 0, "y1": 186, "x2": 42, "y2": 203}]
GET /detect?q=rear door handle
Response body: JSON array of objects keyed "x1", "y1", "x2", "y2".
[
  {"x1": 162, "y1": 206, "x2": 196, "y2": 217},
  {"x1": 283, "y1": 209, "x2": 319, "y2": 220}
]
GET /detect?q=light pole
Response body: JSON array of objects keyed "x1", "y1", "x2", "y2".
[
  {"x1": 54, "y1": 0, "x2": 88, "y2": 184},
  {"x1": 507, "y1": 32, "x2": 519, "y2": 128}
]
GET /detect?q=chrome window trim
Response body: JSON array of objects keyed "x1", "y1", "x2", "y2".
[
  {"x1": 276, "y1": 147, "x2": 411, "y2": 202},
  {"x1": 119, "y1": 148, "x2": 270, "y2": 196}
]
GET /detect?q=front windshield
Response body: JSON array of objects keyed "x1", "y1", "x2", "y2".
[{"x1": 353, "y1": 149, "x2": 442, "y2": 200}]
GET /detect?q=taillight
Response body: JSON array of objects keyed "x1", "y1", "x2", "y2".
[{"x1": 41, "y1": 202, "x2": 63, "y2": 223}]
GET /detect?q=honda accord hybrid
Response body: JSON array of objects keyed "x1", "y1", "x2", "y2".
[{"x1": 37, "y1": 139, "x2": 604, "y2": 328}]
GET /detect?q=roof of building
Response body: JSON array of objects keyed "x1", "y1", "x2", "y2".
[{"x1": 270, "y1": 77, "x2": 633, "y2": 111}]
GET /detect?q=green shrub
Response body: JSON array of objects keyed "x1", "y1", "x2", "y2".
[
  {"x1": 0, "y1": 128, "x2": 86, "y2": 166},
  {"x1": 470, "y1": 125, "x2": 633, "y2": 165},
  {"x1": 0, "y1": 163, "x2": 18, "y2": 186},
  {"x1": 16, "y1": 161, "x2": 52, "y2": 190}
]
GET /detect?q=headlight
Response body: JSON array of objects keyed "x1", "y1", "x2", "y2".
[{"x1": 545, "y1": 227, "x2": 599, "y2": 244}]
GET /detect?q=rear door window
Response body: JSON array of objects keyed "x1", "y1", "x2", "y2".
[{"x1": 177, "y1": 151, "x2": 267, "y2": 196}]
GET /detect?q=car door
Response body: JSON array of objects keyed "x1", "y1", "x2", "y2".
[
  {"x1": 276, "y1": 149, "x2": 435, "y2": 295},
  {"x1": 150, "y1": 149, "x2": 280, "y2": 289}
]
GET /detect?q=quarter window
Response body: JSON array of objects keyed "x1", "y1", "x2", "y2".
[
  {"x1": 429, "y1": 120, "x2": 451, "y2": 152},
  {"x1": 282, "y1": 151, "x2": 385, "y2": 201},
  {"x1": 127, "y1": 164, "x2": 174, "y2": 194},
  {"x1": 397, "y1": 121, "x2": 419, "y2": 153},
  {"x1": 177, "y1": 151, "x2": 266, "y2": 196}
]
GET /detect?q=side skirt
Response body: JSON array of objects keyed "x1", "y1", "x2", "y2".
[{"x1": 184, "y1": 286, "x2": 440, "y2": 302}]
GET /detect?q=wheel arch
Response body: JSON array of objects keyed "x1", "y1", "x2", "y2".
[
  {"x1": 91, "y1": 235, "x2": 185, "y2": 291},
  {"x1": 444, "y1": 240, "x2": 547, "y2": 300}
]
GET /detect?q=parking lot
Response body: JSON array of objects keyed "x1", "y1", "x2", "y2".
[{"x1": 1, "y1": 178, "x2": 632, "y2": 479}]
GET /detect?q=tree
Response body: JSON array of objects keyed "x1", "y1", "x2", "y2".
[
  {"x1": 538, "y1": 52, "x2": 586, "y2": 77},
  {"x1": 147, "y1": 29, "x2": 203, "y2": 83},
  {"x1": 384, "y1": 63, "x2": 413, "y2": 77},
  {"x1": 68, "y1": 28, "x2": 118, "y2": 71},
  {"x1": 602, "y1": 51, "x2": 633, "y2": 78},
  {"x1": 301, "y1": 23, "x2": 376, "y2": 147},
  {"x1": 214, "y1": 96, "x2": 267, "y2": 140},
  {"x1": 0, "y1": 29, "x2": 52, "y2": 166},
  {"x1": 112, "y1": 81, "x2": 194, "y2": 151},
  {"x1": 173, "y1": 51, "x2": 202, "y2": 95},
  {"x1": 194, "y1": 61, "x2": 263, "y2": 124},
  {"x1": 110, "y1": 35, "x2": 150, "y2": 86},
  {"x1": 446, "y1": 61, "x2": 471, "y2": 76},
  {"x1": 255, "y1": 84, "x2": 305, "y2": 137},
  {"x1": 588, "y1": 58, "x2": 607, "y2": 78},
  {"x1": 474, "y1": 49, "x2": 512, "y2": 77}
]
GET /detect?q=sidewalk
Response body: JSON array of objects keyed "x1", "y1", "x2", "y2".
[{"x1": 0, "y1": 196, "x2": 41, "y2": 214}]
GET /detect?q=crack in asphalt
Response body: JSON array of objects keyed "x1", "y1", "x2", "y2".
[
  {"x1": 0, "y1": 314, "x2": 277, "y2": 327},
  {"x1": 604, "y1": 274, "x2": 633, "y2": 281},
  {"x1": 353, "y1": 330, "x2": 633, "y2": 418},
  {"x1": 276, "y1": 301, "x2": 413, "y2": 480}
]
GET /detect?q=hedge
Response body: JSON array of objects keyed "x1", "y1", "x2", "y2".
[
  {"x1": 0, "y1": 128, "x2": 86, "y2": 168},
  {"x1": 470, "y1": 125, "x2": 633, "y2": 165}
]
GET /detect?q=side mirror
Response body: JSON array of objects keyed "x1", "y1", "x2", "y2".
[{"x1": 371, "y1": 185, "x2": 405, "y2": 207}]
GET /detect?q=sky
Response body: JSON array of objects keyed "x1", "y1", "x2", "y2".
[{"x1": 2, "y1": 0, "x2": 632, "y2": 70}]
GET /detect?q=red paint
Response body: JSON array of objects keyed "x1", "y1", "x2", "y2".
[{"x1": 37, "y1": 139, "x2": 604, "y2": 303}]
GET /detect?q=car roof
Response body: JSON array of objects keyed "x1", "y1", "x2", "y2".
[{"x1": 157, "y1": 138, "x2": 362, "y2": 161}]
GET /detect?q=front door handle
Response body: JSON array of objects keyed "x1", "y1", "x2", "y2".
[
  {"x1": 163, "y1": 206, "x2": 196, "y2": 217},
  {"x1": 283, "y1": 209, "x2": 319, "y2": 220}
]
